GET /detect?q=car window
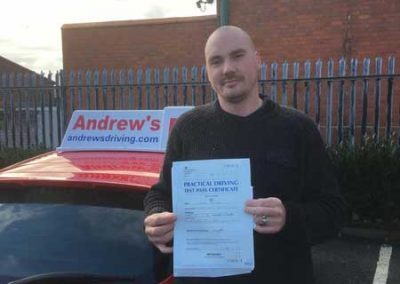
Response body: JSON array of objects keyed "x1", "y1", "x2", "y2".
[{"x1": 0, "y1": 186, "x2": 157, "y2": 283}]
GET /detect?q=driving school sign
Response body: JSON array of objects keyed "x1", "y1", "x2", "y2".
[{"x1": 57, "y1": 106, "x2": 193, "y2": 152}]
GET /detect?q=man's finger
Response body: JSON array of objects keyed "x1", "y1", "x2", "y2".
[
  {"x1": 245, "y1": 206, "x2": 282, "y2": 217},
  {"x1": 144, "y1": 212, "x2": 176, "y2": 227},
  {"x1": 156, "y1": 243, "x2": 173, "y2": 254},
  {"x1": 145, "y1": 222, "x2": 174, "y2": 237},
  {"x1": 148, "y1": 229, "x2": 174, "y2": 245},
  {"x1": 258, "y1": 197, "x2": 282, "y2": 206},
  {"x1": 246, "y1": 197, "x2": 282, "y2": 207}
]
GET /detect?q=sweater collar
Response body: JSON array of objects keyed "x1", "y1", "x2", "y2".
[{"x1": 213, "y1": 95, "x2": 277, "y2": 121}]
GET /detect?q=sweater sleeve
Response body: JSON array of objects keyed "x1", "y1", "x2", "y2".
[
  {"x1": 280, "y1": 121, "x2": 347, "y2": 245},
  {"x1": 143, "y1": 122, "x2": 183, "y2": 216}
]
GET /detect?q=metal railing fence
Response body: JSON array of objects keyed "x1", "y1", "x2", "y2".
[{"x1": 0, "y1": 56, "x2": 398, "y2": 149}]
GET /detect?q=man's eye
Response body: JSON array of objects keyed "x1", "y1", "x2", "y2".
[
  {"x1": 210, "y1": 60, "x2": 221, "y2": 66},
  {"x1": 233, "y1": 53, "x2": 244, "y2": 59}
]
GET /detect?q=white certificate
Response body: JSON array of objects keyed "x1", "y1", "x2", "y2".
[{"x1": 172, "y1": 158, "x2": 254, "y2": 277}]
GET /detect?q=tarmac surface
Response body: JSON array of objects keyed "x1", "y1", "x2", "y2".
[{"x1": 312, "y1": 227, "x2": 399, "y2": 284}]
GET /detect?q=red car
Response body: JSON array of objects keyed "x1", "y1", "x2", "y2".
[{"x1": 0, "y1": 150, "x2": 172, "y2": 284}]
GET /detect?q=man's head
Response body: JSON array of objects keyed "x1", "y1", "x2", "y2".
[{"x1": 204, "y1": 25, "x2": 261, "y2": 106}]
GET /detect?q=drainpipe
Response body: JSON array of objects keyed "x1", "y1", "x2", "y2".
[{"x1": 219, "y1": 0, "x2": 230, "y2": 26}]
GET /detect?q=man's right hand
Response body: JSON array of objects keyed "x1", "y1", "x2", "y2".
[{"x1": 144, "y1": 211, "x2": 177, "y2": 253}]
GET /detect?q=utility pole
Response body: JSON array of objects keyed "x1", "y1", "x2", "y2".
[{"x1": 219, "y1": 0, "x2": 230, "y2": 26}]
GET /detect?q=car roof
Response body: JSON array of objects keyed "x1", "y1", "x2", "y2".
[{"x1": 0, "y1": 150, "x2": 164, "y2": 191}]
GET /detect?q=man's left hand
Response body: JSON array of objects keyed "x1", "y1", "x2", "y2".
[{"x1": 245, "y1": 197, "x2": 286, "y2": 234}]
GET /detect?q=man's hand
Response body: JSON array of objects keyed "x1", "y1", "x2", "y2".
[
  {"x1": 245, "y1": 197, "x2": 286, "y2": 234},
  {"x1": 144, "y1": 212, "x2": 177, "y2": 253}
]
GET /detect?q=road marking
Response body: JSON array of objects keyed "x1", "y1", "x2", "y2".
[{"x1": 373, "y1": 244, "x2": 392, "y2": 284}]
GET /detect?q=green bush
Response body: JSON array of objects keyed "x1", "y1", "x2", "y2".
[
  {"x1": 0, "y1": 148, "x2": 48, "y2": 169},
  {"x1": 329, "y1": 135, "x2": 400, "y2": 228}
]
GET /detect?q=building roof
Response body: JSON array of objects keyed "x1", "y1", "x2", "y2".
[
  {"x1": 0, "y1": 55, "x2": 35, "y2": 74},
  {"x1": 0, "y1": 55, "x2": 54, "y2": 85},
  {"x1": 61, "y1": 15, "x2": 216, "y2": 30}
]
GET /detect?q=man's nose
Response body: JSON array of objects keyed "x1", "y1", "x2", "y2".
[{"x1": 223, "y1": 59, "x2": 236, "y2": 74}]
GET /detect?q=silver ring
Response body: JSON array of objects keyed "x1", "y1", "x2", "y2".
[{"x1": 260, "y1": 215, "x2": 268, "y2": 226}]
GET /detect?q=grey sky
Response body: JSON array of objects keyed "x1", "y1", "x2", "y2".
[{"x1": 1, "y1": 0, "x2": 216, "y2": 73}]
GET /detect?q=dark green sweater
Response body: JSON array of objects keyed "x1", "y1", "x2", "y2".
[{"x1": 144, "y1": 98, "x2": 346, "y2": 284}]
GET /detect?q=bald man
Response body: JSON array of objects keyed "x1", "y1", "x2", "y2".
[{"x1": 144, "y1": 25, "x2": 345, "y2": 284}]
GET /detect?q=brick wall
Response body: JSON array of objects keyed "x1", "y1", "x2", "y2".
[
  {"x1": 229, "y1": 0, "x2": 400, "y2": 69},
  {"x1": 0, "y1": 56, "x2": 36, "y2": 74},
  {"x1": 62, "y1": 15, "x2": 218, "y2": 72},
  {"x1": 62, "y1": 0, "x2": 400, "y2": 72},
  {"x1": 0, "y1": 56, "x2": 54, "y2": 85}
]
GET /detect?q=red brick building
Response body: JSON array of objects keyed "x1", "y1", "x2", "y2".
[
  {"x1": 62, "y1": 15, "x2": 215, "y2": 71},
  {"x1": 61, "y1": 0, "x2": 400, "y2": 144},
  {"x1": 62, "y1": 0, "x2": 400, "y2": 72},
  {"x1": 0, "y1": 55, "x2": 54, "y2": 85},
  {"x1": 0, "y1": 56, "x2": 38, "y2": 75}
]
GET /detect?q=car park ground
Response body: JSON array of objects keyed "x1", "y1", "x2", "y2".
[{"x1": 312, "y1": 229, "x2": 400, "y2": 284}]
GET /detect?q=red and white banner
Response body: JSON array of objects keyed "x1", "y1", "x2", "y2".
[{"x1": 57, "y1": 106, "x2": 193, "y2": 152}]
